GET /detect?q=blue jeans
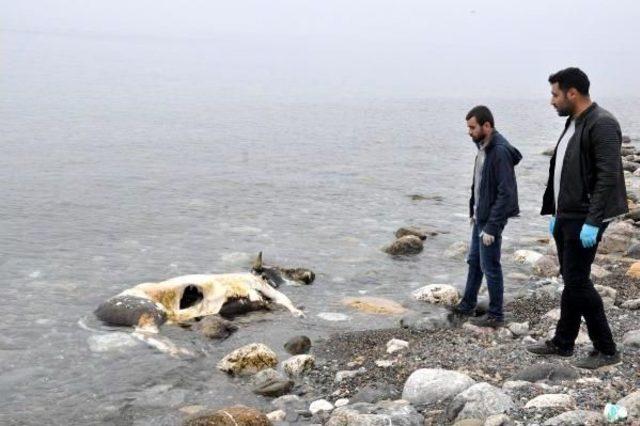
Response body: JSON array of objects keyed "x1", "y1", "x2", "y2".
[{"x1": 458, "y1": 222, "x2": 504, "y2": 320}]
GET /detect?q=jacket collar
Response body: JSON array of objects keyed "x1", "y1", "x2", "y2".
[{"x1": 568, "y1": 102, "x2": 598, "y2": 127}]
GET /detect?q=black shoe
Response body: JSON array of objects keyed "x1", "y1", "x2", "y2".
[
  {"x1": 575, "y1": 350, "x2": 622, "y2": 369},
  {"x1": 450, "y1": 304, "x2": 474, "y2": 317},
  {"x1": 469, "y1": 314, "x2": 504, "y2": 328},
  {"x1": 447, "y1": 304, "x2": 473, "y2": 326},
  {"x1": 526, "y1": 340, "x2": 574, "y2": 357}
]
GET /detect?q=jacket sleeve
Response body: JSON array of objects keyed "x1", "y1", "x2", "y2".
[
  {"x1": 484, "y1": 147, "x2": 516, "y2": 237},
  {"x1": 585, "y1": 116, "x2": 622, "y2": 227}
]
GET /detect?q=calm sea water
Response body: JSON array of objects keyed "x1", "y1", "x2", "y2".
[{"x1": 2, "y1": 30, "x2": 639, "y2": 424}]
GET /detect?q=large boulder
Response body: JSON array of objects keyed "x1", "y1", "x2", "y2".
[
  {"x1": 384, "y1": 236, "x2": 424, "y2": 255},
  {"x1": 326, "y1": 400, "x2": 423, "y2": 426},
  {"x1": 411, "y1": 284, "x2": 460, "y2": 307},
  {"x1": 250, "y1": 368, "x2": 294, "y2": 397},
  {"x1": 513, "y1": 250, "x2": 543, "y2": 265},
  {"x1": 217, "y1": 343, "x2": 278, "y2": 376},
  {"x1": 542, "y1": 410, "x2": 603, "y2": 425},
  {"x1": 532, "y1": 255, "x2": 559, "y2": 278},
  {"x1": 446, "y1": 383, "x2": 514, "y2": 422},
  {"x1": 524, "y1": 394, "x2": 576, "y2": 410},
  {"x1": 395, "y1": 227, "x2": 430, "y2": 240},
  {"x1": 282, "y1": 354, "x2": 315, "y2": 377},
  {"x1": 402, "y1": 368, "x2": 475, "y2": 406},
  {"x1": 183, "y1": 405, "x2": 271, "y2": 426},
  {"x1": 342, "y1": 297, "x2": 407, "y2": 315}
]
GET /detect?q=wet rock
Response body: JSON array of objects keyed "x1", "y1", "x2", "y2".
[
  {"x1": 284, "y1": 335, "x2": 311, "y2": 355},
  {"x1": 395, "y1": 227, "x2": 429, "y2": 240},
  {"x1": 342, "y1": 296, "x2": 407, "y2": 315},
  {"x1": 445, "y1": 241, "x2": 469, "y2": 259},
  {"x1": 383, "y1": 235, "x2": 424, "y2": 255},
  {"x1": 309, "y1": 399, "x2": 333, "y2": 415},
  {"x1": 402, "y1": 368, "x2": 475, "y2": 406},
  {"x1": 192, "y1": 316, "x2": 238, "y2": 339},
  {"x1": 326, "y1": 400, "x2": 423, "y2": 426},
  {"x1": 282, "y1": 354, "x2": 315, "y2": 377},
  {"x1": 525, "y1": 394, "x2": 576, "y2": 409},
  {"x1": 411, "y1": 284, "x2": 460, "y2": 306},
  {"x1": 617, "y1": 390, "x2": 640, "y2": 418},
  {"x1": 533, "y1": 256, "x2": 559, "y2": 278},
  {"x1": 217, "y1": 343, "x2": 278, "y2": 376},
  {"x1": 623, "y1": 330, "x2": 640, "y2": 348},
  {"x1": 386, "y1": 338, "x2": 409, "y2": 354},
  {"x1": 513, "y1": 250, "x2": 544, "y2": 265},
  {"x1": 182, "y1": 405, "x2": 271, "y2": 426},
  {"x1": 542, "y1": 409, "x2": 603, "y2": 425},
  {"x1": 251, "y1": 368, "x2": 294, "y2": 397},
  {"x1": 446, "y1": 382, "x2": 514, "y2": 422},
  {"x1": 621, "y1": 299, "x2": 640, "y2": 310},
  {"x1": 511, "y1": 363, "x2": 579, "y2": 383}
]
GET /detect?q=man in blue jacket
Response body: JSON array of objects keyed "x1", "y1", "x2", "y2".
[
  {"x1": 451, "y1": 105, "x2": 522, "y2": 328},
  {"x1": 527, "y1": 67, "x2": 626, "y2": 369}
]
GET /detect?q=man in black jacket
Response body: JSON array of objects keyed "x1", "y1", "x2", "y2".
[
  {"x1": 527, "y1": 67, "x2": 627, "y2": 369},
  {"x1": 451, "y1": 106, "x2": 522, "y2": 328}
]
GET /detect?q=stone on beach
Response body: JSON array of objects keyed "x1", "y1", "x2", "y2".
[
  {"x1": 511, "y1": 363, "x2": 579, "y2": 383},
  {"x1": 542, "y1": 410, "x2": 603, "y2": 425},
  {"x1": 513, "y1": 250, "x2": 543, "y2": 265},
  {"x1": 445, "y1": 241, "x2": 469, "y2": 259},
  {"x1": 326, "y1": 399, "x2": 423, "y2": 426},
  {"x1": 282, "y1": 354, "x2": 315, "y2": 377},
  {"x1": 402, "y1": 368, "x2": 475, "y2": 406},
  {"x1": 446, "y1": 382, "x2": 515, "y2": 422},
  {"x1": 217, "y1": 343, "x2": 278, "y2": 376},
  {"x1": 284, "y1": 335, "x2": 311, "y2": 355},
  {"x1": 183, "y1": 405, "x2": 271, "y2": 426},
  {"x1": 395, "y1": 227, "x2": 429, "y2": 240},
  {"x1": 524, "y1": 394, "x2": 576, "y2": 410},
  {"x1": 386, "y1": 338, "x2": 409, "y2": 354},
  {"x1": 411, "y1": 284, "x2": 461, "y2": 306},
  {"x1": 532, "y1": 255, "x2": 560, "y2": 278},
  {"x1": 342, "y1": 296, "x2": 407, "y2": 315}
]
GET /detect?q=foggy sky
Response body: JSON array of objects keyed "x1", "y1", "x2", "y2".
[{"x1": 2, "y1": 0, "x2": 640, "y2": 100}]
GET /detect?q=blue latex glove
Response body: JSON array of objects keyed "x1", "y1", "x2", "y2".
[
  {"x1": 580, "y1": 224, "x2": 600, "y2": 248},
  {"x1": 549, "y1": 216, "x2": 556, "y2": 236}
]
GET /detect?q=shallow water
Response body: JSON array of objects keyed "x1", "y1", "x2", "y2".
[{"x1": 2, "y1": 30, "x2": 640, "y2": 424}]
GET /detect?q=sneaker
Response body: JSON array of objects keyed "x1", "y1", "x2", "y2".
[
  {"x1": 469, "y1": 314, "x2": 504, "y2": 328},
  {"x1": 574, "y1": 350, "x2": 622, "y2": 369},
  {"x1": 526, "y1": 340, "x2": 573, "y2": 357}
]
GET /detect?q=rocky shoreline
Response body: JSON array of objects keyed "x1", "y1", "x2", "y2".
[{"x1": 183, "y1": 136, "x2": 640, "y2": 425}]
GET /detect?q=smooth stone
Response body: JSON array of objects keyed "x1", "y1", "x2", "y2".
[
  {"x1": 447, "y1": 382, "x2": 514, "y2": 422},
  {"x1": 383, "y1": 235, "x2": 424, "y2": 255},
  {"x1": 282, "y1": 354, "x2": 315, "y2": 377},
  {"x1": 524, "y1": 394, "x2": 576, "y2": 409},
  {"x1": 183, "y1": 405, "x2": 271, "y2": 426},
  {"x1": 386, "y1": 338, "x2": 409, "y2": 354},
  {"x1": 411, "y1": 284, "x2": 461, "y2": 306},
  {"x1": 402, "y1": 368, "x2": 475, "y2": 406},
  {"x1": 511, "y1": 363, "x2": 579, "y2": 383},
  {"x1": 542, "y1": 410, "x2": 603, "y2": 425},
  {"x1": 309, "y1": 399, "x2": 334, "y2": 415},
  {"x1": 284, "y1": 335, "x2": 311, "y2": 355}
]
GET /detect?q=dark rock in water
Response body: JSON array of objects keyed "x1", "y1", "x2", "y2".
[
  {"x1": 351, "y1": 383, "x2": 400, "y2": 403},
  {"x1": 183, "y1": 405, "x2": 271, "y2": 426},
  {"x1": 623, "y1": 160, "x2": 640, "y2": 172},
  {"x1": 409, "y1": 194, "x2": 444, "y2": 202},
  {"x1": 219, "y1": 297, "x2": 268, "y2": 319},
  {"x1": 252, "y1": 377, "x2": 294, "y2": 397},
  {"x1": 623, "y1": 135, "x2": 631, "y2": 144},
  {"x1": 284, "y1": 335, "x2": 311, "y2": 355},
  {"x1": 280, "y1": 267, "x2": 315, "y2": 285},
  {"x1": 94, "y1": 295, "x2": 166, "y2": 327},
  {"x1": 192, "y1": 316, "x2": 238, "y2": 339},
  {"x1": 622, "y1": 146, "x2": 637, "y2": 156},
  {"x1": 395, "y1": 227, "x2": 428, "y2": 240},
  {"x1": 383, "y1": 235, "x2": 424, "y2": 255},
  {"x1": 510, "y1": 363, "x2": 578, "y2": 383},
  {"x1": 541, "y1": 147, "x2": 555, "y2": 156},
  {"x1": 400, "y1": 312, "x2": 451, "y2": 331},
  {"x1": 627, "y1": 243, "x2": 640, "y2": 259}
]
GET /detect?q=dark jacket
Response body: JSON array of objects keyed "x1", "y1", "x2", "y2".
[
  {"x1": 541, "y1": 103, "x2": 628, "y2": 226},
  {"x1": 469, "y1": 130, "x2": 522, "y2": 237}
]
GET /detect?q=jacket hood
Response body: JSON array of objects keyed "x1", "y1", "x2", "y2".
[{"x1": 486, "y1": 131, "x2": 522, "y2": 166}]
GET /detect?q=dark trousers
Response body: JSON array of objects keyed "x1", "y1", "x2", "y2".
[
  {"x1": 551, "y1": 218, "x2": 616, "y2": 355},
  {"x1": 459, "y1": 222, "x2": 504, "y2": 320}
]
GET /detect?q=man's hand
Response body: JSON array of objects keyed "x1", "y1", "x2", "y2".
[
  {"x1": 580, "y1": 224, "x2": 599, "y2": 248},
  {"x1": 481, "y1": 232, "x2": 495, "y2": 246}
]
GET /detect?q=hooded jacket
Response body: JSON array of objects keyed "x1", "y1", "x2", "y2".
[{"x1": 469, "y1": 130, "x2": 522, "y2": 237}]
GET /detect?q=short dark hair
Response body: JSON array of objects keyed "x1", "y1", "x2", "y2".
[
  {"x1": 466, "y1": 105, "x2": 494, "y2": 128},
  {"x1": 548, "y1": 67, "x2": 590, "y2": 96}
]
